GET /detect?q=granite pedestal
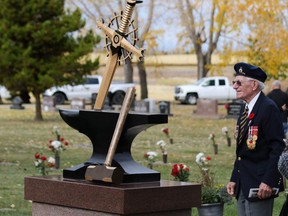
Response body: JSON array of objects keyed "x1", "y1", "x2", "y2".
[{"x1": 24, "y1": 175, "x2": 201, "y2": 216}]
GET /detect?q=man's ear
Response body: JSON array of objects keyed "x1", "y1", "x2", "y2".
[{"x1": 252, "y1": 80, "x2": 259, "y2": 91}]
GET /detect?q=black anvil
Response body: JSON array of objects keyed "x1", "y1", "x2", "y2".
[{"x1": 59, "y1": 109, "x2": 168, "y2": 183}]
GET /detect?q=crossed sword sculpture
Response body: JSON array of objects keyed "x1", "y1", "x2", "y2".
[{"x1": 85, "y1": 0, "x2": 144, "y2": 184}]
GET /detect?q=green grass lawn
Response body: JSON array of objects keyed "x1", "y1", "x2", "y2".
[{"x1": 0, "y1": 103, "x2": 286, "y2": 216}]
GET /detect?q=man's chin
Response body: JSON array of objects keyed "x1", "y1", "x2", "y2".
[{"x1": 236, "y1": 92, "x2": 243, "y2": 99}]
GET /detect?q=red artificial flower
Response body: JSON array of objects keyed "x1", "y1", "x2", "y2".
[
  {"x1": 171, "y1": 167, "x2": 180, "y2": 177},
  {"x1": 162, "y1": 128, "x2": 169, "y2": 136},
  {"x1": 34, "y1": 152, "x2": 40, "y2": 159},
  {"x1": 47, "y1": 163, "x2": 55, "y2": 167},
  {"x1": 206, "y1": 156, "x2": 212, "y2": 161},
  {"x1": 248, "y1": 113, "x2": 255, "y2": 120},
  {"x1": 59, "y1": 137, "x2": 64, "y2": 141},
  {"x1": 49, "y1": 140, "x2": 53, "y2": 144},
  {"x1": 64, "y1": 141, "x2": 69, "y2": 146},
  {"x1": 40, "y1": 155, "x2": 47, "y2": 161},
  {"x1": 179, "y1": 163, "x2": 184, "y2": 169}
]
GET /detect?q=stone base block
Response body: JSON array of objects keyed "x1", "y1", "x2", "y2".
[
  {"x1": 32, "y1": 202, "x2": 191, "y2": 216},
  {"x1": 25, "y1": 175, "x2": 201, "y2": 215}
]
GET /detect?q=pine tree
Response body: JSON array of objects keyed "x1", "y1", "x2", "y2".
[{"x1": 0, "y1": 0, "x2": 100, "y2": 120}]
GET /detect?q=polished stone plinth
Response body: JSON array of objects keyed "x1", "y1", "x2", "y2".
[{"x1": 24, "y1": 175, "x2": 201, "y2": 216}]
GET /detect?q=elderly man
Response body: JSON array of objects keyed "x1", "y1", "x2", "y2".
[{"x1": 226, "y1": 62, "x2": 285, "y2": 216}]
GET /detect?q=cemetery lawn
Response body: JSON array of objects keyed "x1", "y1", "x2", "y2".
[{"x1": 0, "y1": 103, "x2": 286, "y2": 216}]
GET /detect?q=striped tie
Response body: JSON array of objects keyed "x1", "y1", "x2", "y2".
[{"x1": 238, "y1": 106, "x2": 248, "y2": 144}]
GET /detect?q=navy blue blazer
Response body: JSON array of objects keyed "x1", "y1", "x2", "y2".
[{"x1": 230, "y1": 92, "x2": 286, "y2": 201}]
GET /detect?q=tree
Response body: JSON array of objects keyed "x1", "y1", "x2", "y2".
[
  {"x1": 67, "y1": 0, "x2": 159, "y2": 99},
  {"x1": 176, "y1": 0, "x2": 230, "y2": 79},
  {"x1": 235, "y1": 0, "x2": 288, "y2": 79},
  {"x1": 0, "y1": 0, "x2": 100, "y2": 120}
]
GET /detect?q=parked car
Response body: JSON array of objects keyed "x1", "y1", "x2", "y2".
[
  {"x1": 0, "y1": 85, "x2": 11, "y2": 99},
  {"x1": 174, "y1": 76, "x2": 236, "y2": 104},
  {"x1": 43, "y1": 75, "x2": 135, "y2": 105}
]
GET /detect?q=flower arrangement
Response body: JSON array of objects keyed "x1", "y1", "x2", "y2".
[
  {"x1": 156, "y1": 140, "x2": 167, "y2": 155},
  {"x1": 144, "y1": 151, "x2": 157, "y2": 169},
  {"x1": 195, "y1": 152, "x2": 232, "y2": 205},
  {"x1": 156, "y1": 140, "x2": 168, "y2": 163},
  {"x1": 48, "y1": 126, "x2": 69, "y2": 169},
  {"x1": 208, "y1": 133, "x2": 218, "y2": 155},
  {"x1": 34, "y1": 152, "x2": 55, "y2": 176},
  {"x1": 171, "y1": 163, "x2": 190, "y2": 182},
  {"x1": 161, "y1": 127, "x2": 173, "y2": 144},
  {"x1": 222, "y1": 127, "x2": 231, "y2": 147},
  {"x1": 48, "y1": 126, "x2": 69, "y2": 153}
]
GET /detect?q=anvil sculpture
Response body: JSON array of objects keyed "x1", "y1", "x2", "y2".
[
  {"x1": 60, "y1": 0, "x2": 168, "y2": 184},
  {"x1": 60, "y1": 109, "x2": 167, "y2": 183}
]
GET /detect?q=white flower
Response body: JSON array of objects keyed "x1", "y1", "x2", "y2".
[
  {"x1": 34, "y1": 161, "x2": 40, "y2": 167},
  {"x1": 222, "y1": 127, "x2": 228, "y2": 134},
  {"x1": 208, "y1": 134, "x2": 215, "y2": 140},
  {"x1": 48, "y1": 157, "x2": 55, "y2": 164},
  {"x1": 156, "y1": 140, "x2": 167, "y2": 154},
  {"x1": 147, "y1": 151, "x2": 157, "y2": 156},
  {"x1": 196, "y1": 152, "x2": 204, "y2": 163},
  {"x1": 51, "y1": 140, "x2": 61, "y2": 150},
  {"x1": 156, "y1": 140, "x2": 166, "y2": 147},
  {"x1": 202, "y1": 168, "x2": 209, "y2": 172},
  {"x1": 195, "y1": 152, "x2": 207, "y2": 166},
  {"x1": 147, "y1": 151, "x2": 157, "y2": 159}
]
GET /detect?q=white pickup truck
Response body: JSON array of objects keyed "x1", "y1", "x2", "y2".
[
  {"x1": 174, "y1": 76, "x2": 236, "y2": 104},
  {"x1": 43, "y1": 75, "x2": 135, "y2": 105}
]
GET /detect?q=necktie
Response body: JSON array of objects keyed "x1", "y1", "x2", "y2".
[{"x1": 238, "y1": 106, "x2": 248, "y2": 144}]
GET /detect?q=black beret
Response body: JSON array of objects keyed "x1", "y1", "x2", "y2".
[{"x1": 234, "y1": 62, "x2": 267, "y2": 83}]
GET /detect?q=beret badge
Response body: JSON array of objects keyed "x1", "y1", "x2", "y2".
[{"x1": 239, "y1": 67, "x2": 245, "y2": 75}]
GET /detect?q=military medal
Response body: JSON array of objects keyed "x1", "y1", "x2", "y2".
[{"x1": 246, "y1": 126, "x2": 258, "y2": 150}]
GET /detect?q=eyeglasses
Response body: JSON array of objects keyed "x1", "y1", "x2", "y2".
[{"x1": 232, "y1": 80, "x2": 253, "y2": 86}]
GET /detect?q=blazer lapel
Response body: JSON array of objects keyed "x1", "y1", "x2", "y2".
[{"x1": 237, "y1": 92, "x2": 265, "y2": 146}]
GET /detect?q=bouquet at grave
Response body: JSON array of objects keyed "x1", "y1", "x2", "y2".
[
  {"x1": 48, "y1": 126, "x2": 69, "y2": 169},
  {"x1": 144, "y1": 151, "x2": 157, "y2": 169},
  {"x1": 156, "y1": 140, "x2": 168, "y2": 163},
  {"x1": 208, "y1": 133, "x2": 218, "y2": 155},
  {"x1": 34, "y1": 152, "x2": 55, "y2": 176},
  {"x1": 161, "y1": 127, "x2": 173, "y2": 144},
  {"x1": 171, "y1": 163, "x2": 190, "y2": 182},
  {"x1": 195, "y1": 152, "x2": 232, "y2": 205},
  {"x1": 222, "y1": 127, "x2": 231, "y2": 147}
]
